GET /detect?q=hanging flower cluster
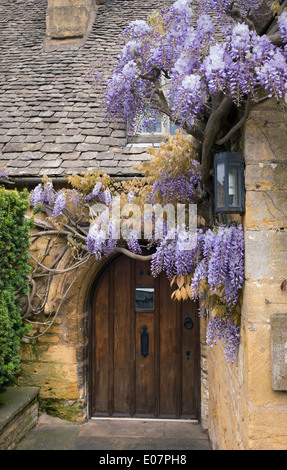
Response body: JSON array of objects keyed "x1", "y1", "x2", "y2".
[
  {"x1": 190, "y1": 225, "x2": 245, "y2": 307},
  {"x1": 195, "y1": 0, "x2": 260, "y2": 19},
  {"x1": 0, "y1": 167, "x2": 9, "y2": 182},
  {"x1": 30, "y1": 182, "x2": 77, "y2": 221},
  {"x1": 152, "y1": 225, "x2": 244, "y2": 306},
  {"x1": 206, "y1": 313, "x2": 240, "y2": 363},
  {"x1": 153, "y1": 224, "x2": 244, "y2": 363},
  {"x1": 278, "y1": 11, "x2": 287, "y2": 44},
  {"x1": 148, "y1": 166, "x2": 201, "y2": 205}
]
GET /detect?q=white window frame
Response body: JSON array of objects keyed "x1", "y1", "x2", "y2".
[{"x1": 126, "y1": 114, "x2": 180, "y2": 148}]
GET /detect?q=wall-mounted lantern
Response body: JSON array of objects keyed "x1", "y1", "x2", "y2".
[{"x1": 214, "y1": 152, "x2": 245, "y2": 214}]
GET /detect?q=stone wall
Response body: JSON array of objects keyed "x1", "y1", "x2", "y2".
[
  {"x1": 0, "y1": 387, "x2": 39, "y2": 450},
  {"x1": 19, "y1": 234, "x2": 107, "y2": 422},
  {"x1": 207, "y1": 98, "x2": 287, "y2": 450}
]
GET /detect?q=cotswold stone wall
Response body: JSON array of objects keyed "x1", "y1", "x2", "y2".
[
  {"x1": 19, "y1": 241, "x2": 105, "y2": 421},
  {"x1": 207, "y1": 98, "x2": 287, "y2": 450}
]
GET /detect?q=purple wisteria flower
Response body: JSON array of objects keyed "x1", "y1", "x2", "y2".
[
  {"x1": 151, "y1": 224, "x2": 199, "y2": 280},
  {"x1": 0, "y1": 167, "x2": 9, "y2": 181},
  {"x1": 30, "y1": 181, "x2": 55, "y2": 207},
  {"x1": 85, "y1": 182, "x2": 103, "y2": 201},
  {"x1": 102, "y1": 0, "x2": 287, "y2": 132},
  {"x1": 278, "y1": 11, "x2": 287, "y2": 44},
  {"x1": 86, "y1": 209, "x2": 118, "y2": 259},
  {"x1": 148, "y1": 165, "x2": 201, "y2": 205},
  {"x1": 126, "y1": 227, "x2": 142, "y2": 254},
  {"x1": 52, "y1": 192, "x2": 66, "y2": 220},
  {"x1": 98, "y1": 188, "x2": 112, "y2": 207},
  {"x1": 124, "y1": 20, "x2": 151, "y2": 39},
  {"x1": 171, "y1": 74, "x2": 203, "y2": 127},
  {"x1": 30, "y1": 184, "x2": 44, "y2": 207},
  {"x1": 206, "y1": 314, "x2": 240, "y2": 363},
  {"x1": 190, "y1": 225, "x2": 245, "y2": 306},
  {"x1": 149, "y1": 223, "x2": 244, "y2": 363}
]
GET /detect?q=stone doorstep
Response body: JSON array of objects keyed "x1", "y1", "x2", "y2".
[{"x1": 0, "y1": 386, "x2": 40, "y2": 450}]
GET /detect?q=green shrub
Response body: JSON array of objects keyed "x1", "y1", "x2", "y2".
[{"x1": 0, "y1": 187, "x2": 32, "y2": 392}]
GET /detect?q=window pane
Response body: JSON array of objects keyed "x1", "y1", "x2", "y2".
[
  {"x1": 141, "y1": 116, "x2": 162, "y2": 134},
  {"x1": 136, "y1": 288, "x2": 154, "y2": 310},
  {"x1": 169, "y1": 121, "x2": 179, "y2": 135}
]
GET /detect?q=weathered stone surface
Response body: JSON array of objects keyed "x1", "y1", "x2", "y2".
[
  {"x1": 0, "y1": 387, "x2": 39, "y2": 450},
  {"x1": 46, "y1": 0, "x2": 92, "y2": 39},
  {"x1": 19, "y1": 362, "x2": 79, "y2": 400},
  {"x1": 271, "y1": 314, "x2": 287, "y2": 391},
  {"x1": 245, "y1": 229, "x2": 287, "y2": 280},
  {"x1": 248, "y1": 407, "x2": 287, "y2": 450},
  {"x1": 245, "y1": 162, "x2": 287, "y2": 192},
  {"x1": 242, "y1": 280, "x2": 287, "y2": 323},
  {"x1": 244, "y1": 104, "x2": 287, "y2": 164},
  {"x1": 245, "y1": 190, "x2": 287, "y2": 229}
]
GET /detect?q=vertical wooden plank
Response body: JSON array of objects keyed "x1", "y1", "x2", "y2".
[
  {"x1": 92, "y1": 269, "x2": 110, "y2": 415},
  {"x1": 113, "y1": 256, "x2": 132, "y2": 414},
  {"x1": 108, "y1": 262, "x2": 114, "y2": 416},
  {"x1": 154, "y1": 276, "x2": 160, "y2": 417},
  {"x1": 176, "y1": 299, "x2": 182, "y2": 418},
  {"x1": 181, "y1": 299, "x2": 199, "y2": 418},
  {"x1": 135, "y1": 314, "x2": 155, "y2": 415},
  {"x1": 134, "y1": 259, "x2": 156, "y2": 416},
  {"x1": 130, "y1": 259, "x2": 136, "y2": 417},
  {"x1": 158, "y1": 273, "x2": 180, "y2": 417}
]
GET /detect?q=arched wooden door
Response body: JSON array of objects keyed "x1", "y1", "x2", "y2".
[{"x1": 89, "y1": 255, "x2": 200, "y2": 419}]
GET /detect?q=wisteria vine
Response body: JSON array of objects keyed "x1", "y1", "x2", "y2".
[
  {"x1": 25, "y1": 158, "x2": 245, "y2": 363},
  {"x1": 98, "y1": 0, "x2": 287, "y2": 184}
]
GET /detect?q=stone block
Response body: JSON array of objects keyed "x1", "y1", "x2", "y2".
[
  {"x1": 46, "y1": 0, "x2": 92, "y2": 39},
  {"x1": 248, "y1": 405, "x2": 287, "y2": 450},
  {"x1": 19, "y1": 362, "x2": 79, "y2": 400},
  {"x1": 0, "y1": 387, "x2": 39, "y2": 450},
  {"x1": 245, "y1": 229, "x2": 287, "y2": 280},
  {"x1": 245, "y1": 190, "x2": 287, "y2": 229},
  {"x1": 245, "y1": 162, "x2": 287, "y2": 192},
  {"x1": 244, "y1": 120, "x2": 287, "y2": 164},
  {"x1": 241, "y1": 280, "x2": 287, "y2": 323},
  {"x1": 271, "y1": 313, "x2": 287, "y2": 391}
]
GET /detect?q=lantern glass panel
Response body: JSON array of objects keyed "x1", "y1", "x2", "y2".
[
  {"x1": 228, "y1": 167, "x2": 239, "y2": 207},
  {"x1": 214, "y1": 152, "x2": 245, "y2": 214},
  {"x1": 216, "y1": 162, "x2": 226, "y2": 208}
]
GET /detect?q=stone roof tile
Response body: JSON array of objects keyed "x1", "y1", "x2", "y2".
[{"x1": 0, "y1": 0, "x2": 174, "y2": 179}]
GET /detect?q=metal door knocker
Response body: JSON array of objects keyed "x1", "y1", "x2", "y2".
[
  {"x1": 184, "y1": 316, "x2": 194, "y2": 329},
  {"x1": 140, "y1": 325, "x2": 149, "y2": 358}
]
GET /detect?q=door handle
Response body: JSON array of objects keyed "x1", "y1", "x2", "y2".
[{"x1": 140, "y1": 325, "x2": 149, "y2": 358}]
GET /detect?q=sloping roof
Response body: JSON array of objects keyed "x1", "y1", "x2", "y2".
[{"x1": 0, "y1": 0, "x2": 172, "y2": 180}]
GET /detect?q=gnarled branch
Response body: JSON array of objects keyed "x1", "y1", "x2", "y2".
[
  {"x1": 216, "y1": 97, "x2": 251, "y2": 146},
  {"x1": 201, "y1": 94, "x2": 233, "y2": 184},
  {"x1": 115, "y1": 247, "x2": 153, "y2": 261}
]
